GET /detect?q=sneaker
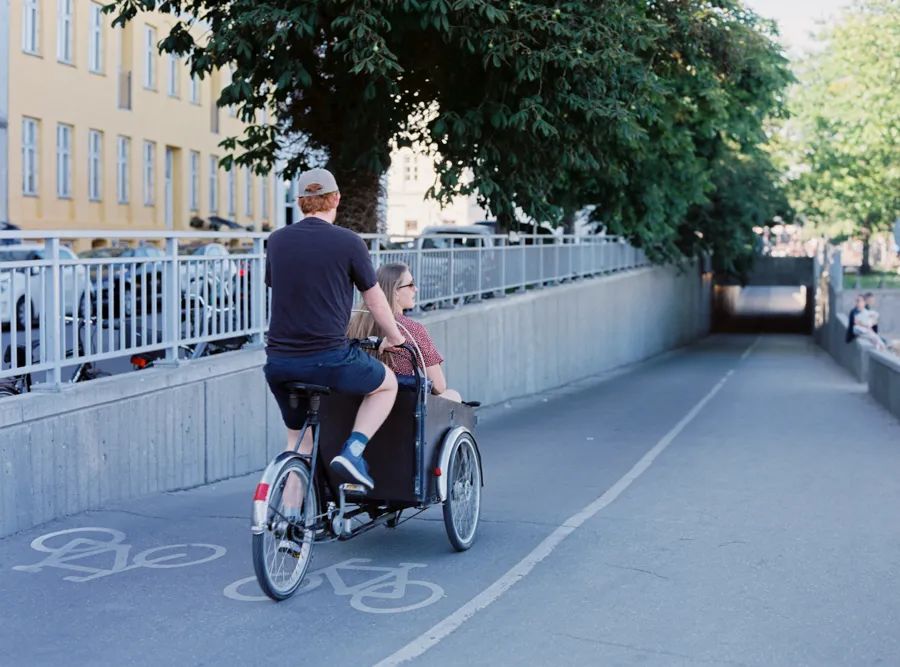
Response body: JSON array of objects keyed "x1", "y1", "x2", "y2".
[{"x1": 330, "y1": 445, "x2": 375, "y2": 490}]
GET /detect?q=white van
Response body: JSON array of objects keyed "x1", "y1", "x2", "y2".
[{"x1": 0, "y1": 244, "x2": 92, "y2": 328}]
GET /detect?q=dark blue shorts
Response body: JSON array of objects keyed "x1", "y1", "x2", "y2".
[{"x1": 264, "y1": 344, "x2": 387, "y2": 429}]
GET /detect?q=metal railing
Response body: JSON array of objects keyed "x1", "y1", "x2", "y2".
[{"x1": 0, "y1": 230, "x2": 649, "y2": 390}]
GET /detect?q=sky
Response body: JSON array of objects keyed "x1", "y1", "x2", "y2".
[{"x1": 744, "y1": 0, "x2": 853, "y2": 57}]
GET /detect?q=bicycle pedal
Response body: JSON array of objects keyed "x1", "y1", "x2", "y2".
[{"x1": 340, "y1": 483, "x2": 368, "y2": 494}]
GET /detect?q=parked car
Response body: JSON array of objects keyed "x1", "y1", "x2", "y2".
[
  {"x1": 0, "y1": 244, "x2": 92, "y2": 328},
  {"x1": 91, "y1": 245, "x2": 166, "y2": 319},
  {"x1": 414, "y1": 226, "x2": 498, "y2": 303}
]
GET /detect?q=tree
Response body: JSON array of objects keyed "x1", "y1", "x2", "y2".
[
  {"x1": 107, "y1": 0, "x2": 791, "y2": 272},
  {"x1": 108, "y1": 0, "x2": 659, "y2": 232},
  {"x1": 787, "y1": 0, "x2": 900, "y2": 273},
  {"x1": 586, "y1": 1, "x2": 793, "y2": 276}
]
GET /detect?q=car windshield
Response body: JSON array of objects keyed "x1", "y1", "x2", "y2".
[
  {"x1": 192, "y1": 245, "x2": 227, "y2": 256},
  {"x1": 0, "y1": 249, "x2": 37, "y2": 262},
  {"x1": 421, "y1": 235, "x2": 483, "y2": 249}
]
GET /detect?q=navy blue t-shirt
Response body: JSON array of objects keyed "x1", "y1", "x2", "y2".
[{"x1": 265, "y1": 217, "x2": 377, "y2": 356}]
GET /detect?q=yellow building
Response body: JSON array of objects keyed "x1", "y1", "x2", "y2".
[{"x1": 2, "y1": 1, "x2": 279, "y2": 241}]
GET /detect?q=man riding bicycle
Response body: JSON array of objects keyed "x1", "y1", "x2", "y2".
[{"x1": 264, "y1": 168, "x2": 405, "y2": 491}]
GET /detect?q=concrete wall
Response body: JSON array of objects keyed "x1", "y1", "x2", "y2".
[
  {"x1": 0, "y1": 263, "x2": 710, "y2": 537},
  {"x1": 868, "y1": 351, "x2": 900, "y2": 420},
  {"x1": 743, "y1": 256, "x2": 815, "y2": 287},
  {"x1": 819, "y1": 309, "x2": 870, "y2": 382}
]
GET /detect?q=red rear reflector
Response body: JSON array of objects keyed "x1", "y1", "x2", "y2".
[
  {"x1": 253, "y1": 483, "x2": 269, "y2": 501},
  {"x1": 238, "y1": 268, "x2": 247, "y2": 277},
  {"x1": 433, "y1": 467, "x2": 442, "y2": 477}
]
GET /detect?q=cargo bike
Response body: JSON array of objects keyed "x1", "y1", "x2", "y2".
[{"x1": 250, "y1": 339, "x2": 484, "y2": 601}]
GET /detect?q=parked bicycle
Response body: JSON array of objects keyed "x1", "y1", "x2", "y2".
[{"x1": 1, "y1": 315, "x2": 108, "y2": 396}]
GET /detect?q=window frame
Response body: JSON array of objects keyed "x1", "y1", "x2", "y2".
[
  {"x1": 88, "y1": 2, "x2": 104, "y2": 74},
  {"x1": 189, "y1": 150, "x2": 200, "y2": 211},
  {"x1": 208, "y1": 155, "x2": 219, "y2": 213},
  {"x1": 57, "y1": 0, "x2": 74, "y2": 64},
  {"x1": 56, "y1": 123, "x2": 73, "y2": 199},
  {"x1": 22, "y1": 0, "x2": 40, "y2": 55},
  {"x1": 167, "y1": 52, "x2": 179, "y2": 97},
  {"x1": 143, "y1": 25, "x2": 157, "y2": 90},
  {"x1": 88, "y1": 129, "x2": 103, "y2": 202},
  {"x1": 22, "y1": 118, "x2": 39, "y2": 196},
  {"x1": 143, "y1": 140, "x2": 156, "y2": 206},
  {"x1": 116, "y1": 136, "x2": 130, "y2": 204}
]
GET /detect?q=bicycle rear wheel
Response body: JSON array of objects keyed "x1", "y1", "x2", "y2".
[
  {"x1": 252, "y1": 457, "x2": 317, "y2": 601},
  {"x1": 442, "y1": 431, "x2": 482, "y2": 551}
]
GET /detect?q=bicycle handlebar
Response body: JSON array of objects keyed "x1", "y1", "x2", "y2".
[{"x1": 355, "y1": 336, "x2": 383, "y2": 351}]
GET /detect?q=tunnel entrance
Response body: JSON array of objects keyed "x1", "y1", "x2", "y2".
[
  {"x1": 712, "y1": 285, "x2": 813, "y2": 333},
  {"x1": 711, "y1": 256, "x2": 816, "y2": 334}
]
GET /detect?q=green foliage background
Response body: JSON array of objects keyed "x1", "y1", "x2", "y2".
[
  {"x1": 108, "y1": 0, "x2": 794, "y2": 275},
  {"x1": 784, "y1": 0, "x2": 899, "y2": 270}
]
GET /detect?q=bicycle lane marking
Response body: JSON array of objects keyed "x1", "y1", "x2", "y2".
[
  {"x1": 375, "y1": 337, "x2": 759, "y2": 666},
  {"x1": 223, "y1": 558, "x2": 445, "y2": 614},
  {"x1": 11, "y1": 527, "x2": 227, "y2": 583}
]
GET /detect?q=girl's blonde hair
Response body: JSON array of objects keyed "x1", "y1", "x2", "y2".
[{"x1": 346, "y1": 262, "x2": 409, "y2": 350}]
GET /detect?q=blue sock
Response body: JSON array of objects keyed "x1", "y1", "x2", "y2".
[{"x1": 345, "y1": 431, "x2": 369, "y2": 457}]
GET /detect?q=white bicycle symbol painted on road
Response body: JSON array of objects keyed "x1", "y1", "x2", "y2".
[
  {"x1": 224, "y1": 558, "x2": 444, "y2": 614},
  {"x1": 12, "y1": 527, "x2": 227, "y2": 583}
]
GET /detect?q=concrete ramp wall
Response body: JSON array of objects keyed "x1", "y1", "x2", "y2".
[{"x1": 0, "y1": 263, "x2": 710, "y2": 537}]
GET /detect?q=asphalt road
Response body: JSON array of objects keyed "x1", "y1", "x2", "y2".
[{"x1": 2, "y1": 334, "x2": 899, "y2": 666}]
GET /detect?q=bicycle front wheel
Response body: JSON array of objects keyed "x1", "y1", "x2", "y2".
[{"x1": 252, "y1": 457, "x2": 317, "y2": 601}]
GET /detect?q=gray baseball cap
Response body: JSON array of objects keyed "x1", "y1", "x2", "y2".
[{"x1": 296, "y1": 168, "x2": 339, "y2": 197}]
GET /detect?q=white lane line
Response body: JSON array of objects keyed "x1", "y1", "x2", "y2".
[
  {"x1": 375, "y1": 353, "x2": 746, "y2": 667},
  {"x1": 740, "y1": 335, "x2": 761, "y2": 361}
]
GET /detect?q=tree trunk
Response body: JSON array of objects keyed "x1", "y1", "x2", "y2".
[
  {"x1": 562, "y1": 209, "x2": 576, "y2": 235},
  {"x1": 330, "y1": 167, "x2": 383, "y2": 234},
  {"x1": 861, "y1": 229, "x2": 872, "y2": 275}
]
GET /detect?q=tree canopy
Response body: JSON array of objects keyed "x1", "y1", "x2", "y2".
[
  {"x1": 108, "y1": 0, "x2": 792, "y2": 274},
  {"x1": 784, "y1": 0, "x2": 899, "y2": 271}
]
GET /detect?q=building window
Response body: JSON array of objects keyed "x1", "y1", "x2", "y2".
[
  {"x1": 243, "y1": 167, "x2": 253, "y2": 216},
  {"x1": 227, "y1": 66, "x2": 237, "y2": 118},
  {"x1": 22, "y1": 118, "x2": 39, "y2": 196},
  {"x1": 144, "y1": 26, "x2": 157, "y2": 89},
  {"x1": 167, "y1": 53, "x2": 179, "y2": 97},
  {"x1": 88, "y1": 130, "x2": 103, "y2": 201},
  {"x1": 403, "y1": 154, "x2": 418, "y2": 183},
  {"x1": 209, "y1": 155, "x2": 219, "y2": 212},
  {"x1": 227, "y1": 169, "x2": 236, "y2": 216},
  {"x1": 57, "y1": 0, "x2": 74, "y2": 64},
  {"x1": 22, "y1": 0, "x2": 40, "y2": 55},
  {"x1": 189, "y1": 151, "x2": 200, "y2": 211},
  {"x1": 260, "y1": 175, "x2": 269, "y2": 219},
  {"x1": 143, "y1": 140, "x2": 155, "y2": 205},
  {"x1": 189, "y1": 74, "x2": 200, "y2": 104},
  {"x1": 56, "y1": 124, "x2": 73, "y2": 199},
  {"x1": 89, "y1": 2, "x2": 104, "y2": 73},
  {"x1": 116, "y1": 136, "x2": 130, "y2": 204}
]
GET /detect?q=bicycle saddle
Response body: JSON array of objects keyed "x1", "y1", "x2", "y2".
[{"x1": 283, "y1": 382, "x2": 332, "y2": 395}]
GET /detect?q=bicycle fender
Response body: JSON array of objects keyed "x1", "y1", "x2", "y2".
[
  {"x1": 251, "y1": 452, "x2": 309, "y2": 534},
  {"x1": 436, "y1": 427, "x2": 482, "y2": 502}
]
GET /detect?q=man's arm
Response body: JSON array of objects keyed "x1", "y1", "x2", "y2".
[{"x1": 362, "y1": 285, "x2": 405, "y2": 347}]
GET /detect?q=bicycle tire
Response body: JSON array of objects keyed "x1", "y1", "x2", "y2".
[
  {"x1": 252, "y1": 457, "x2": 317, "y2": 601},
  {"x1": 442, "y1": 431, "x2": 482, "y2": 552}
]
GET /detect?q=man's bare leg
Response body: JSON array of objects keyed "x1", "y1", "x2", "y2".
[
  {"x1": 351, "y1": 367, "x2": 398, "y2": 437},
  {"x1": 330, "y1": 367, "x2": 398, "y2": 489},
  {"x1": 283, "y1": 428, "x2": 313, "y2": 512}
]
